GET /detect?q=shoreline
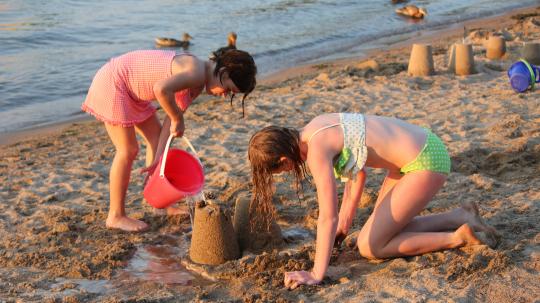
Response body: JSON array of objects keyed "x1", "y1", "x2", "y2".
[
  {"x1": 0, "y1": 4, "x2": 536, "y2": 147},
  {"x1": 261, "y1": 5, "x2": 535, "y2": 85}
]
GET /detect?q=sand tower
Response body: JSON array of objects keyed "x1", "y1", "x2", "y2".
[
  {"x1": 233, "y1": 194, "x2": 283, "y2": 252},
  {"x1": 189, "y1": 202, "x2": 240, "y2": 265},
  {"x1": 407, "y1": 44, "x2": 434, "y2": 76},
  {"x1": 521, "y1": 42, "x2": 540, "y2": 65},
  {"x1": 448, "y1": 43, "x2": 476, "y2": 76},
  {"x1": 485, "y1": 36, "x2": 506, "y2": 60}
]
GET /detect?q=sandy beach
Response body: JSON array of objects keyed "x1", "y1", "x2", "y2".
[{"x1": 1, "y1": 6, "x2": 539, "y2": 303}]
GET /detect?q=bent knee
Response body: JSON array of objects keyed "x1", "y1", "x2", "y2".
[
  {"x1": 116, "y1": 144, "x2": 139, "y2": 160},
  {"x1": 357, "y1": 241, "x2": 385, "y2": 260}
]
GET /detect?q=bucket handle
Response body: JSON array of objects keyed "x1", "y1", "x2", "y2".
[
  {"x1": 159, "y1": 134, "x2": 202, "y2": 179},
  {"x1": 534, "y1": 65, "x2": 540, "y2": 83},
  {"x1": 519, "y1": 59, "x2": 537, "y2": 89}
]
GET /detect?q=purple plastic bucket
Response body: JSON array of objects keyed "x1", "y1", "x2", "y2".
[{"x1": 507, "y1": 59, "x2": 540, "y2": 92}]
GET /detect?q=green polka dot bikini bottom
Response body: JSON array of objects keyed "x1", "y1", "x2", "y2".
[{"x1": 400, "y1": 130, "x2": 451, "y2": 175}]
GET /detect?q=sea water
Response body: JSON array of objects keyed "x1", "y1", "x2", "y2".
[{"x1": 0, "y1": 0, "x2": 537, "y2": 134}]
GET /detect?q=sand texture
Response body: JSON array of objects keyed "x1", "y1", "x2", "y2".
[
  {"x1": 0, "y1": 7, "x2": 539, "y2": 303},
  {"x1": 233, "y1": 194, "x2": 283, "y2": 252}
]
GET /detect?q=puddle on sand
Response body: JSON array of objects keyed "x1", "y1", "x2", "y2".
[
  {"x1": 114, "y1": 243, "x2": 207, "y2": 286},
  {"x1": 13, "y1": 239, "x2": 208, "y2": 300},
  {"x1": 50, "y1": 278, "x2": 111, "y2": 295},
  {"x1": 282, "y1": 226, "x2": 313, "y2": 242}
]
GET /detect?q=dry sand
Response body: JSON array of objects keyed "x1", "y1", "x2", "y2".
[{"x1": 1, "y1": 6, "x2": 539, "y2": 303}]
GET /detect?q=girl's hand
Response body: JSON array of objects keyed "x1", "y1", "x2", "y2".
[
  {"x1": 334, "y1": 230, "x2": 347, "y2": 248},
  {"x1": 283, "y1": 271, "x2": 321, "y2": 290},
  {"x1": 170, "y1": 118, "x2": 185, "y2": 137},
  {"x1": 141, "y1": 161, "x2": 159, "y2": 186}
]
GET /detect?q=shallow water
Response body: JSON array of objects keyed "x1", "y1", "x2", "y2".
[
  {"x1": 0, "y1": 0, "x2": 537, "y2": 134},
  {"x1": 282, "y1": 226, "x2": 313, "y2": 241},
  {"x1": 29, "y1": 243, "x2": 206, "y2": 300},
  {"x1": 114, "y1": 244, "x2": 199, "y2": 285}
]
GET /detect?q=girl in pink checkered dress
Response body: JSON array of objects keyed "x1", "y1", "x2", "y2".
[{"x1": 82, "y1": 48, "x2": 257, "y2": 232}]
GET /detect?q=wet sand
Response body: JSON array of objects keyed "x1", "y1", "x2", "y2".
[{"x1": 1, "y1": 6, "x2": 539, "y2": 303}]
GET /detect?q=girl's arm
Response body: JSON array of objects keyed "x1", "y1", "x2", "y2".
[
  {"x1": 141, "y1": 118, "x2": 171, "y2": 180},
  {"x1": 311, "y1": 156, "x2": 339, "y2": 280},
  {"x1": 153, "y1": 59, "x2": 204, "y2": 137},
  {"x1": 335, "y1": 169, "x2": 366, "y2": 245},
  {"x1": 284, "y1": 149, "x2": 338, "y2": 289},
  {"x1": 155, "y1": 117, "x2": 172, "y2": 161}
]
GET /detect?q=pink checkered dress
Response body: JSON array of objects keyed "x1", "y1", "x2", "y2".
[{"x1": 82, "y1": 50, "x2": 196, "y2": 127}]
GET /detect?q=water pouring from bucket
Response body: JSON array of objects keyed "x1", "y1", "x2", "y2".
[
  {"x1": 507, "y1": 59, "x2": 540, "y2": 93},
  {"x1": 143, "y1": 134, "x2": 206, "y2": 225}
]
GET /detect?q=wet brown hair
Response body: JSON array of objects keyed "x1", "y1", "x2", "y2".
[
  {"x1": 248, "y1": 126, "x2": 308, "y2": 230},
  {"x1": 212, "y1": 49, "x2": 257, "y2": 117}
]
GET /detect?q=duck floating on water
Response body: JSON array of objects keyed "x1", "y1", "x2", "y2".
[
  {"x1": 391, "y1": 0, "x2": 409, "y2": 4},
  {"x1": 395, "y1": 5, "x2": 427, "y2": 19},
  {"x1": 155, "y1": 32, "x2": 193, "y2": 48},
  {"x1": 209, "y1": 32, "x2": 238, "y2": 59}
]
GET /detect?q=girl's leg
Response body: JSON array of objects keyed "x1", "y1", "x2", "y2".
[
  {"x1": 341, "y1": 172, "x2": 400, "y2": 247},
  {"x1": 374, "y1": 171, "x2": 402, "y2": 208},
  {"x1": 134, "y1": 114, "x2": 161, "y2": 168},
  {"x1": 356, "y1": 171, "x2": 482, "y2": 259},
  {"x1": 105, "y1": 123, "x2": 149, "y2": 232},
  {"x1": 135, "y1": 115, "x2": 188, "y2": 216},
  {"x1": 401, "y1": 201, "x2": 498, "y2": 234}
]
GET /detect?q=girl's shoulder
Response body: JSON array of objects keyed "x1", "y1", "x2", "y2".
[
  {"x1": 172, "y1": 54, "x2": 205, "y2": 75},
  {"x1": 309, "y1": 113, "x2": 341, "y2": 126},
  {"x1": 173, "y1": 53, "x2": 202, "y2": 66}
]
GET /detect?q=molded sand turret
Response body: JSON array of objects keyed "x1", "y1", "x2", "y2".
[
  {"x1": 189, "y1": 202, "x2": 240, "y2": 265},
  {"x1": 448, "y1": 43, "x2": 476, "y2": 75},
  {"x1": 407, "y1": 44, "x2": 434, "y2": 77},
  {"x1": 485, "y1": 36, "x2": 506, "y2": 60},
  {"x1": 234, "y1": 194, "x2": 283, "y2": 252},
  {"x1": 521, "y1": 42, "x2": 540, "y2": 65}
]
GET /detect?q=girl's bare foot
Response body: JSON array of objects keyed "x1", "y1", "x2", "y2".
[
  {"x1": 461, "y1": 201, "x2": 500, "y2": 245},
  {"x1": 454, "y1": 224, "x2": 483, "y2": 247},
  {"x1": 152, "y1": 205, "x2": 190, "y2": 216},
  {"x1": 106, "y1": 215, "x2": 149, "y2": 232},
  {"x1": 166, "y1": 205, "x2": 190, "y2": 216}
]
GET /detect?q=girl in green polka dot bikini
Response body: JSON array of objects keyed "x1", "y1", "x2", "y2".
[{"x1": 248, "y1": 113, "x2": 499, "y2": 289}]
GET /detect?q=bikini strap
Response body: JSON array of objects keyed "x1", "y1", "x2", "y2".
[{"x1": 308, "y1": 123, "x2": 342, "y2": 145}]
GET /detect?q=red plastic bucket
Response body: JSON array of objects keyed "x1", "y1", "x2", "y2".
[{"x1": 143, "y1": 135, "x2": 205, "y2": 209}]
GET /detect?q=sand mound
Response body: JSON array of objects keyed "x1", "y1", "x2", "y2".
[{"x1": 234, "y1": 194, "x2": 284, "y2": 253}]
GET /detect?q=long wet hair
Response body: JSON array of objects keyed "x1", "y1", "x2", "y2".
[
  {"x1": 248, "y1": 126, "x2": 308, "y2": 230},
  {"x1": 211, "y1": 48, "x2": 257, "y2": 117}
]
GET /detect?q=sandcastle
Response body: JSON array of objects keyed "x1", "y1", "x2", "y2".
[
  {"x1": 448, "y1": 43, "x2": 476, "y2": 76},
  {"x1": 188, "y1": 193, "x2": 284, "y2": 265},
  {"x1": 485, "y1": 36, "x2": 506, "y2": 60},
  {"x1": 233, "y1": 194, "x2": 283, "y2": 252},
  {"x1": 407, "y1": 44, "x2": 434, "y2": 77},
  {"x1": 189, "y1": 201, "x2": 240, "y2": 265},
  {"x1": 521, "y1": 42, "x2": 540, "y2": 65}
]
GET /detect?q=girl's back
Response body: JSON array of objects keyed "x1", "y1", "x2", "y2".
[
  {"x1": 304, "y1": 113, "x2": 430, "y2": 170},
  {"x1": 113, "y1": 50, "x2": 177, "y2": 101},
  {"x1": 364, "y1": 115, "x2": 428, "y2": 170}
]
